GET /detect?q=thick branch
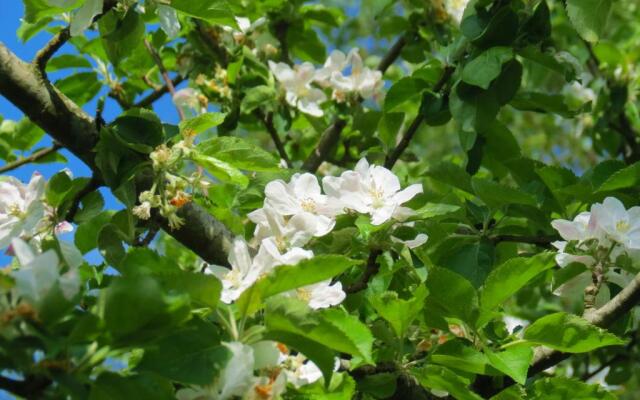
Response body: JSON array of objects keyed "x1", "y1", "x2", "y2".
[
  {"x1": 0, "y1": 41, "x2": 232, "y2": 266},
  {"x1": 0, "y1": 144, "x2": 62, "y2": 174}
]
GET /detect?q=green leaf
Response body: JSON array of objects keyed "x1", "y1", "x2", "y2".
[
  {"x1": 449, "y1": 81, "x2": 500, "y2": 132},
  {"x1": 265, "y1": 297, "x2": 374, "y2": 363},
  {"x1": 89, "y1": 372, "x2": 175, "y2": 400},
  {"x1": 169, "y1": 0, "x2": 236, "y2": 27},
  {"x1": 384, "y1": 77, "x2": 427, "y2": 112},
  {"x1": 240, "y1": 85, "x2": 277, "y2": 113},
  {"x1": 237, "y1": 255, "x2": 361, "y2": 316},
  {"x1": 75, "y1": 211, "x2": 114, "y2": 254},
  {"x1": 17, "y1": 17, "x2": 52, "y2": 42},
  {"x1": 179, "y1": 112, "x2": 226, "y2": 135},
  {"x1": 565, "y1": 0, "x2": 612, "y2": 43},
  {"x1": 378, "y1": 112, "x2": 405, "y2": 151},
  {"x1": 111, "y1": 108, "x2": 164, "y2": 153},
  {"x1": 427, "y1": 162, "x2": 473, "y2": 193},
  {"x1": 46, "y1": 54, "x2": 92, "y2": 71},
  {"x1": 45, "y1": 171, "x2": 73, "y2": 208},
  {"x1": 55, "y1": 72, "x2": 101, "y2": 106},
  {"x1": 425, "y1": 267, "x2": 478, "y2": 325},
  {"x1": 430, "y1": 339, "x2": 491, "y2": 375},
  {"x1": 596, "y1": 161, "x2": 640, "y2": 192},
  {"x1": 414, "y1": 203, "x2": 461, "y2": 219},
  {"x1": 368, "y1": 285, "x2": 428, "y2": 337},
  {"x1": 98, "y1": 274, "x2": 190, "y2": 343},
  {"x1": 191, "y1": 153, "x2": 249, "y2": 187},
  {"x1": 99, "y1": 9, "x2": 146, "y2": 66},
  {"x1": 196, "y1": 136, "x2": 280, "y2": 172},
  {"x1": 136, "y1": 318, "x2": 231, "y2": 385},
  {"x1": 439, "y1": 239, "x2": 495, "y2": 289},
  {"x1": 287, "y1": 26, "x2": 326, "y2": 64},
  {"x1": 485, "y1": 347, "x2": 533, "y2": 385},
  {"x1": 472, "y1": 177, "x2": 537, "y2": 208},
  {"x1": 23, "y1": 0, "x2": 82, "y2": 23},
  {"x1": 462, "y1": 47, "x2": 513, "y2": 90},
  {"x1": 510, "y1": 92, "x2": 577, "y2": 118},
  {"x1": 529, "y1": 377, "x2": 617, "y2": 400},
  {"x1": 480, "y1": 253, "x2": 555, "y2": 313},
  {"x1": 523, "y1": 312, "x2": 626, "y2": 352},
  {"x1": 413, "y1": 365, "x2": 483, "y2": 400},
  {"x1": 461, "y1": 6, "x2": 518, "y2": 49}
]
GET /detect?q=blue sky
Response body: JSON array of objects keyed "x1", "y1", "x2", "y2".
[{"x1": 0, "y1": 3, "x2": 186, "y2": 265}]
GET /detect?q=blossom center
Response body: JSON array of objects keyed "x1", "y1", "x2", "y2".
[
  {"x1": 300, "y1": 198, "x2": 317, "y2": 213},
  {"x1": 296, "y1": 287, "x2": 312, "y2": 302},
  {"x1": 7, "y1": 204, "x2": 25, "y2": 219},
  {"x1": 369, "y1": 186, "x2": 385, "y2": 208},
  {"x1": 616, "y1": 220, "x2": 630, "y2": 233}
]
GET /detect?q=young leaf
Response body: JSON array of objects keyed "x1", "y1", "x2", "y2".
[
  {"x1": 368, "y1": 285, "x2": 428, "y2": 338},
  {"x1": 462, "y1": 47, "x2": 513, "y2": 90},
  {"x1": 485, "y1": 347, "x2": 533, "y2": 385},
  {"x1": 179, "y1": 112, "x2": 226, "y2": 135},
  {"x1": 196, "y1": 136, "x2": 280, "y2": 172},
  {"x1": 523, "y1": 312, "x2": 626, "y2": 352},
  {"x1": 565, "y1": 0, "x2": 613, "y2": 43}
]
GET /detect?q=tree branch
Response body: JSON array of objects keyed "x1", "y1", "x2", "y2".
[
  {"x1": 257, "y1": 111, "x2": 290, "y2": 166},
  {"x1": 143, "y1": 39, "x2": 185, "y2": 120},
  {"x1": 489, "y1": 234, "x2": 557, "y2": 247},
  {"x1": 134, "y1": 75, "x2": 186, "y2": 109},
  {"x1": 302, "y1": 35, "x2": 408, "y2": 173},
  {"x1": 0, "y1": 144, "x2": 62, "y2": 174},
  {"x1": 0, "y1": 41, "x2": 233, "y2": 266},
  {"x1": 344, "y1": 250, "x2": 382, "y2": 294},
  {"x1": 384, "y1": 66, "x2": 455, "y2": 169},
  {"x1": 33, "y1": 27, "x2": 70, "y2": 74}
]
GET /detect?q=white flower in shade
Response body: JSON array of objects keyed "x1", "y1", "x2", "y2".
[
  {"x1": 283, "y1": 355, "x2": 339, "y2": 388},
  {"x1": 245, "y1": 372, "x2": 286, "y2": 400},
  {"x1": 323, "y1": 159, "x2": 423, "y2": 225},
  {"x1": 0, "y1": 173, "x2": 46, "y2": 249},
  {"x1": 173, "y1": 88, "x2": 206, "y2": 116},
  {"x1": 292, "y1": 280, "x2": 346, "y2": 310},
  {"x1": 563, "y1": 81, "x2": 596, "y2": 107},
  {"x1": 208, "y1": 238, "x2": 262, "y2": 303},
  {"x1": 551, "y1": 240, "x2": 596, "y2": 268},
  {"x1": 224, "y1": 16, "x2": 267, "y2": 42},
  {"x1": 590, "y1": 197, "x2": 640, "y2": 250},
  {"x1": 248, "y1": 206, "x2": 323, "y2": 249},
  {"x1": 268, "y1": 61, "x2": 327, "y2": 117},
  {"x1": 11, "y1": 239, "x2": 80, "y2": 304},
  {"x1": 314, "y1": 49, "x2": 355, "y2": 83},
  {"x1": 326, "y1": 49, "x2": 383, "y2": 101},
  {"x1": 263, "y1": 173, "x2": 338, "y2": 234},
  {"x1": 176, "y1": 342, "x2": 255, "y2": 400},
  {"x1": 391, "y1": 233, "x2": 429, "y2": 249},
  {"x1": 444, "y1": 0, "x2": 470, "y2": 24},
  {"x1": 551, "y1": 212, "x2": 596, "y2": 242}
]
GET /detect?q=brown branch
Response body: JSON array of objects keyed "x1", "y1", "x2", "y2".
[
  {"x1": 0, "y1": 144, "x2": 62, "y2": 174},
  {"x1": 33, "y1": 27, "x2": 70, "y2": 74},
  {"x1": 489, "y1": 234, "x2": 558, "y2": 247},
  {"x1": 257, "y1": 111, "x2": 290, "y2": 166},
  {"x1": 384, "y1": 66, "x2": 455, "y2": 169},
  {"x1": 134, "y1": 75, "x2": 186, "y2": 108},
  {"x1": 302, "y1": 35, "x2": 409, "y2": 173},
  {"x1": 143, "y1": 39, "x2": 185, "y2": 120},
  {"x1": 0, "y1": 41, "x2": 233, "y2": 266},
  {"x1": 344, "y1": 250, "x2": 382, "y2": 294}
]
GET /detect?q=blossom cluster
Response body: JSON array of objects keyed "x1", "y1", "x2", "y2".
[
  {"x1": 209, "y1": 158, "x2": 424, "y2": 308},
  {"x1": 268, "y1": 49, "x2": 383, "y2": 117},
  {"x1": 551, "y1": 197, "x2": 640, "y2": 297}
]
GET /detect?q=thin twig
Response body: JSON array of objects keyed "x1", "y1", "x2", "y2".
[
  {"x1": 33, "y1": 27, "x2": 71, "y2": 74},
  {"x1": 257, "y1": 111, "x2": 290, "y2": 165},
  {"x1": 0, "y1": 144, "x2": 62, "y2": 174},
  {"x1": 135, "y1": 225, "x2": 160, "y2": 247},
  {"x1": 384, "y1": 66, "x2": 455, "y2": 169},
  {"x1": 489, "y1": 234, "x2": 558, "y2": 246},
  {"x1": 134, "y1": 75, "x2": 186, "y2": 108},
  {"x1": 344, "y1": 250, "x2": 382, "y2": 294},
  {"x1": 143, "y1": 39, "x2": 185, "y2": 120},
  {"x1": 65, "y1": 176, "x2": 101, "y2": 222},
  {"x1": 302, "y1": 35, "x2": 409, "y2": 172}
]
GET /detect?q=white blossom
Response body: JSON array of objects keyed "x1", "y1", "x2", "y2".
[
  {"x1": 263, "y1": 173, "x2": 338, "y2": 234},
  {"x1": 173, "y1": 88, "x2": 206, "y2": 116},
  {"x1": 590, "y1": 197, "x2": 640, "y2": 250},
  {"x1": 224, "y1": 16, "x2": 266, "y2": 42},
  {"x1": 291, "y1": 280, "x2": 346, "y2": 310},
  {"x1": 54, "y1": 221, "x2": 74, "y2": 235},
  {"x1": 268, "y1": 61, "x2": 327, "y2": 117},
  {"x1": 282, "y1": 355, "x2": 339, "y2": 388},
  {"x1": 323, "y1": 49, "x2": 383, "y2": 101},
  {"x1": 248, "y1": 206, "x2": 323, "y2": 249},
  {"x1": 208, "y1": 238, "x2": 263, "y2": 303},
  {"x1": 323, "y1": 158, "x2": 423, "y2": 225},
  {"x1": 0, "y1": 173, "x2": 46, "y2": 249},
  {"x1": 256, "y1": 237, "x2": 315, "y2": 273},
  {"x1": 444, "y1": 0, "x2": 470, "y2": 24},
  {"x1": 132, "y1": 202, "x2": 152, "y2": 220}
]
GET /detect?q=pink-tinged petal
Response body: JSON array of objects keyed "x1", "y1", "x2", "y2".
[
  {"x1": 297, "y1": 62, "x2": 317, "y2": 84},
  {"x1": 393, "y1": 183, "x2": 423, "y2": 205},
  {"x1": 55, "y1": 221, "x2": 73, "y2": 235},
  {"x1": 551, "y1": 219, "x2": 583, "y2": 240}
]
